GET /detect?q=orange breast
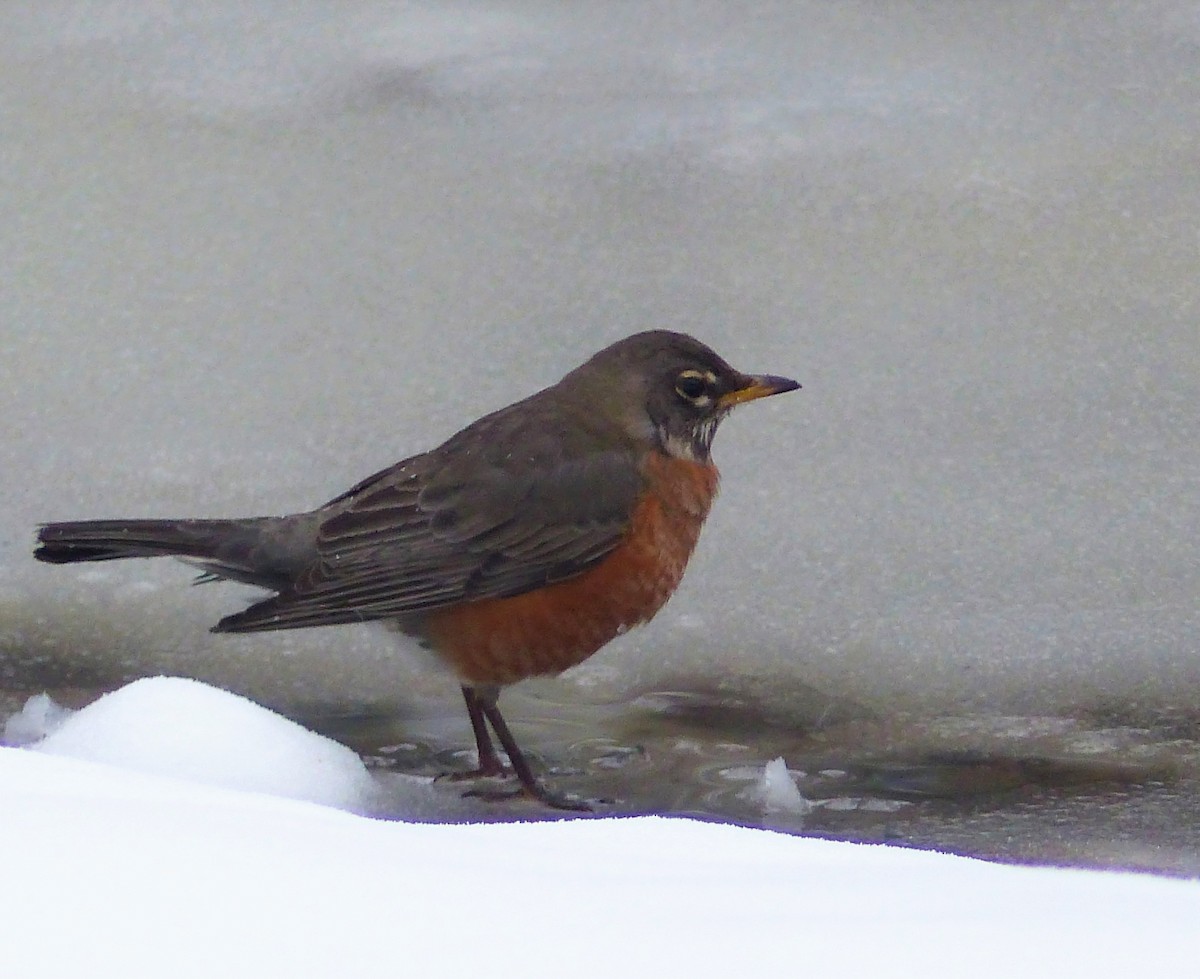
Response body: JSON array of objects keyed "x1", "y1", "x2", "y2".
[{"x1": 425, "y1": 452, "x2": 720, "y2": 686}]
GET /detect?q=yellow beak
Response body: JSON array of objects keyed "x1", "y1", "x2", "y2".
[{"x1": 718, "y1": 373, "x2": 801, "y2": 409}]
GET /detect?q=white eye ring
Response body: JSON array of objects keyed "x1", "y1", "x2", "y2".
[{"x1": 675, "y1": 369, "x2": 715, "y2": 403}]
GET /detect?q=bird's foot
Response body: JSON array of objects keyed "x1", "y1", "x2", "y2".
[
  {"x1": 472, "y1": 782, "x2": 594, "y2": 813},
  {"x1": 436, "y1": 762, "x2": 511, "y2": 783},
  {"x1": 454, "y1": 776, "x2": 594, "y2": 813}
]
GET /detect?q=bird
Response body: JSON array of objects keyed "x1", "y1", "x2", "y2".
[{"x1": 35, "y1": 330, "x2": 799, "y2": 808}]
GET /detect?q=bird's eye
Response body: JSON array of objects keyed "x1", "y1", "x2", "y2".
[{"x1": 674, "y1": 370, "x2": 711, "y2": 402}]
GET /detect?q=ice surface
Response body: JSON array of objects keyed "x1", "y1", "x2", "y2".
[
  {"x1": 2, "y1": 3, "x2": 1199, "y2": 746},
  {"x1": 34, "y1": 676, "x2": 379, "y2": 811}
]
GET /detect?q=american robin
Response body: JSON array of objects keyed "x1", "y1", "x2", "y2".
[{"x1": 35, "y1": 330, "x2": 799, "y2": 808}]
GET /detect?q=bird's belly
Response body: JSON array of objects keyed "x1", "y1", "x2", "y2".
[{"x1": 421, "y1": 455, "x2": 719, "y2": 686}]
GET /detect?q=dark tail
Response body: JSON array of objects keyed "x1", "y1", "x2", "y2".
[
  {"x1": 34, "y1": 516, "x2": 313, "y2": 591},
  {"x1": 36, "y1": 519, "x2": 221, "y2": 564}
]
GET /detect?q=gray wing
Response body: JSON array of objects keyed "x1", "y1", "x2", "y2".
[{"x1": 214, "y1": 415, "x2": 642, "y2": 633}]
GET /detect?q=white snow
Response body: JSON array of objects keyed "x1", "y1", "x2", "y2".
[
  {"x1": 32, "y1": 677, "x2": 379, "y2": 811},
  {"x1": 1, "y1": 679, "x2": 1196, "y2": 978}
]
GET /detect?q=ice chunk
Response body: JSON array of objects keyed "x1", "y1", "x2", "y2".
[
  {"x1": 752, "y1": 756, "x2": 811, "y2": 815},
  {"x1": 34, "y1": 676, "x2": 378, "y2": 812},
  {"x1": 3, "y1": 693, "x2": 73, "y2": 746}
]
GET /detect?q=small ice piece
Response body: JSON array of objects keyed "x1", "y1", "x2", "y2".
[
  {"x1": 752, "y1": 756, "x2": 811, "y2": 815},
  {"x1": 3, "y1": 693, "x2": 73, "y2": 746},
  {"x1": 34, "y1": 676, "x2": 379, "y2": 812}
]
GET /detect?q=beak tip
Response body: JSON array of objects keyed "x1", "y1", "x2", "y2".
[{"x1": 757, "y1": 374, "x2": 801, "y2": 396}]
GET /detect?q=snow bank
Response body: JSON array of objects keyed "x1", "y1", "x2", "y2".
[
  {"x1": 31, "y1": 676, "x2": 378, "y2": 811},
  {"x1": 0, "y1": 679, "x2": 1195, "y2": 978}
]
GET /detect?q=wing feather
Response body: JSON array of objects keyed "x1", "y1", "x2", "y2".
[{"x1": 215, "y1": 410, "x2": 643, "y2": 633}]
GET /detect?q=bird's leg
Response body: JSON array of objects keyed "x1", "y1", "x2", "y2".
[
  {"x1": 461, "y1": 685, "x2": 508, "y2": 777},
  {"x1": 441, "y1": 686, "x2": 591, "y2": 811},
  {"x1": 471, "y1": 687, "x2": 591, "y2": 813},
  {"x1": 436, "y1": 686, "x2": 510, "y2": 780}
]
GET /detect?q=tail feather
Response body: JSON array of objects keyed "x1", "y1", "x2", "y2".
[
  {"x1": 34, "y1": 516, "x2": 308, "y2": 591},
  {"x1": 36, "y1": 519, "x2": 211, "y2": 564}
]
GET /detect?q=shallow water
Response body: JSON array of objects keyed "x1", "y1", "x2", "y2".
[{"x1": 306, "y1": 682, "x2": 1200, "y2": 875}]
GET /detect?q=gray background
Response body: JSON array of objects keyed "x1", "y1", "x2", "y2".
[{"x1": 3, "y1": 2, "x2": 1198, "y2": 731}]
